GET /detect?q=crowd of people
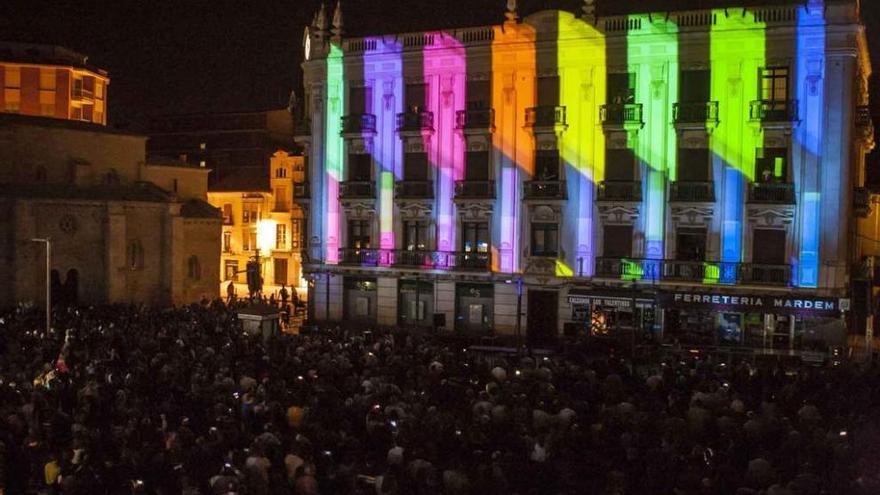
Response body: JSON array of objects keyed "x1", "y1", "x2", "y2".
[{"x1": 1, "y1": 301, "x2": 879, "y2": 494}]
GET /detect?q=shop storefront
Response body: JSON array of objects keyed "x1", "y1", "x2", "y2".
[
  {"x1": 455, "y1": 283, "x2": 493, "y2": 333},
  {"x1": 398, "y1": 279, "x2": 434, "y2": 327},
  {"x1": 343, "y1": 277, "x2": 378, "y2": 324},
  {"x1": 567, "y1": 288, "x2": 658, "y2": 341},
  {"x1": 659, "y1": 290, "x2": 850, "y2": 352}
]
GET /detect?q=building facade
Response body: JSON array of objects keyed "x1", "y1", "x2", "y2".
[
  {"x1": 297, "y1": 0, "x2": 873, "y2": 353},
  {"x1": 0, "y1": 114, "x2": 221, "y2": 308},
  {"x1": 0, "y1": 42, "x2": 109, "y2": 125},
  {"x1": 207, "y1": 151, "x2": 307, "y2": 299}
]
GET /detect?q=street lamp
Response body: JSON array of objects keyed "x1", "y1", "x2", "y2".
[{"x1": 31, "y1": 237, "x2": 51, "y2": 332}]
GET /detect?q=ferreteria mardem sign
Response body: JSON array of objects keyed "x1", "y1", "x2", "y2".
[{"x1": 659, "y1": 291, "x2": 849, "y2": 317}]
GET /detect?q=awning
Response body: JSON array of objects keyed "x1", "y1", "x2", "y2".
[{"x1": 567, "y1": 288, "x2": 655, "y2": 309}]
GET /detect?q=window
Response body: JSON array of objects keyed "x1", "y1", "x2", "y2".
[
  {"x1": 676, "y1": 228, "x2": 707, "y2": 261},
  {"x1": 127, "y1": 241, "x2": 144, "y2": 270},
  {"x1": 679, "y1": 69, "x2": 710, "y2": 102},
  {"x1": 760, "y1": 67, "x2": 789, "y2": 102},
  {"x1": 276, "y1": 223, "x2": 287, "y2": 250},
  {"x1": 536, "y1": 75, "x2": 560, "y2": 106},
  {"x1": 756, "y1": 148, "x2": 787, "y2": 182},
  {"x1": 752, "y1": 229, "x2": 786, "y2": 264},
  {"x1": 403, "y1": 221, "x2": 429, "y2": 251},
  {"x1": 348, "y1": 220, "x2": 371, "y2": 248},
  {"x1": 465, "y1": 151, "x2": 490, "y2": 181},
  {"x1": 462, "y1": 222, "x2": 489, "y2": 253},
  {"x1": 603, "y1": 225, "x2": 633, "y2": 258},
  {"x1": 243, "y1": 231, "x2": 257, "y2": 251},
  {"x1": 608, "y1": 73, "x2": 635, "y2": 104},
  {"x1": 200, "y1": 142, "x2": 207, "y2": 150},
  {"x1": 71, "y1": 106, "x2": 82, "y2": 120},
  {"x1": 187, "y1": 256, "x2": 201, "y2": 280},
  {"x1": 225, "y1": 260, "x2": 239, "y2": 281},
  {"x1": 534, "y1": 150, "x2": 559, "y2": 180},
  {"x1": 291, "y1": 219, "x2": 302, "y2": 249},
  {"x1": 677, "y1": 148, "x2": 710, "y2": 181},
  {"x1": 530, "y1": 223, "x2": 559, "y2": 257},
  {"x1": 348, "y1": 154, "x2": 372, "y2": 181},
  {"x1": 222, "y1": 204, "x2": 233, "y2": 224},
  {"x1": 242, "y1": 205, "x2": 259, "y2": 223},
  {"x1": 223, "y1": 231, "x2": 232, "y2": 253},
  {"x1": 349, "y1": 86, "x2": 372, "y2": 114},
  {"x1": 105, "y1": 169, "x2": 120, "y2": 185},
  {"x1": 275, "y1": 167, "x2": 287, "y2": 178},
  {"x1": 274, "y1": 186, "x2": 288, "y2": 210},
  {"x1": 95, "y1": 82, "x2": 104, "y2": 99},
  {"x1": 5, "y1": 67, "x2": 20, "y2": 88},
  {"x1": 40, "y1": 103, "x2": 55, "y2": 116},
  {"x1": 39, "y1": 70, "x2": 56, "y2": 91},
  {"x1": 72, "y1": 77, "x2": 83, "y2": 97},
  {"x1": 466, "y1": 79, "x2": 490, "y2": 109},
  {"x1": 274, "y1": 258, "x2": 288, "y2": 285},
  {"x1": 605, "y1": 149, "x2": 636, "y2": 181},
  {"x1": 404, "y1": 152, "x2": 428, "y2": 181},
  {"x1": 405, "y1": 83, "x2": 427, "y2": 110}
]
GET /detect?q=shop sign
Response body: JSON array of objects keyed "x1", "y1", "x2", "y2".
[
  {"x1": 567, "y1": 292, "x2": 654, "y2": 309},
  {"x1": 661, "y1": 291, "x2": 848, "y2": 316}
]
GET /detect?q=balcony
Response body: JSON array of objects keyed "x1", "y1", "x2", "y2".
[
  {"x1": 293, "y1": 181, "x2": 310, "y2": 200},
  {"x1": 455, "y1": 108, "x2": 495, "y2": 132},
  {"x1": 600, "y1": 103, "x2": 643, "y2": 129},
  {"x1": 341, "y1": 114, "x2": 377, "y2": 136},
  {"x1": 449, "y1": 251, "x2": 491, "y2": 271},
  {"x1": 339, "y1": 181, "x2": 375, "y2": 199},
  {"x1": 597, "y1": 180, "x2": 642, "y2": 202},
  {"x1": 595, "y1": 257, "x2": 659, "y2": 279},
  {"x1": 397, "y1": 111, "x2": 434, "y2": 134},
  {"x1": 339, "y1": 248, "x2": 380, "y2": 267},
  {"x1": 72, "y1": 88, "x2": 94, "y2": 102},
  {"x1": 673, "y1": 101, "x2": 719, "y2": 126},
  {"x1": 669, "y1": 181, "x2": 715, "y2": 202},
  {"x1": 748, "y1": 182, "x2": 795, "y2": 204},
  {"x1": 854, "y1": 186, "x2": 871, "y2": 218},
  {"x1": 855, "y1": 106, "x2": 874, "y2": 145},
  {"x1": 738, "y1": 263, "x2": 791, "y2": 286},
  {"x1": 749, "y1": 100, "x2": 798, "y2": 124},
  {"x1": 523, "y1": 180, "x2": 566, "y2": 200},
  {"x1": 524, "y1": 106, "x2": 567, "y2": 132},
  {"x1": 390, "y1": 250, "x2": 448, "y2": 268},
  {"x1": 394, "y1": 181, "x2": 434, "y2": 199},
  {"x1": 454, "y1": 180, "x2": 495, "y2": 200},
  {"x1": 662, "y1": 260, "x2": 723, "y2": 282}
]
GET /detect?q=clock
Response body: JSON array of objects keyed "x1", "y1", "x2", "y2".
[{"x1": 304, "y1": 27, "x2": 312, "y2": 61}]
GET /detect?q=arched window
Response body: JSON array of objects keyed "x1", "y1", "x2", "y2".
[
  {"x1": 187, "y1": 255, "x2": 201, "y2": 280},
  {"x1": 127, "y1": 241, "x2": 144, "y2": 270},
  {"x1": 276, "y1": 168, "x2": 287, "y2": 178}
]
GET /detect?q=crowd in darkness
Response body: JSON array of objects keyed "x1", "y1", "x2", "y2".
[{"x1": 1, "y1": 302, "x2": 879, "y2": 495}]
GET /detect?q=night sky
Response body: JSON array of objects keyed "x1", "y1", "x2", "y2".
[{"x1": 2, "y1": 0, "x2": 878, "y2": 130}]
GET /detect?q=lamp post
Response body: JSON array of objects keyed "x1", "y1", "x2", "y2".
[{"x1": 31, "y1": 237, "x2": 51, "y2": 332}]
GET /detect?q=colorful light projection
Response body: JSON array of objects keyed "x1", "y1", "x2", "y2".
[
  {"x1": 710, "y1": 9, "x2": 766, "y2": 282},
  {"x1": 557, "y1": 12, "x2": 605, "y2": 277},
  {"x1": 324, "y1": 41, "x2": 345, "y2": 264}
]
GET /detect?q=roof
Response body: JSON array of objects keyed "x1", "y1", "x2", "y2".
[
  {"x1": 0, "y1": 113, "x2": 143, "y2": 137},
  {"x1": 181, "y1": 199, "x2": 222, "y2": 219},
  {"x1": 209, "y1": 166, "x2": 270, "y2": 193},
  {"x1": 0, "y1": 181, "x2": 173, "y2": 202},
  {"x1": 0, "y1": 41, "x2": 107, "y2": 75}
]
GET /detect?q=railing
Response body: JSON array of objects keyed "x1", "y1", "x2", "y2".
[
  {"x1": 673, "y1": 101, "x2": 719, "y2": 123},
  {"x1": 72, "y1": 88, "x2": 94, "y2": 101},
  {"x1": 341, "y1": 114, "x2": 377, "y2": 134},
  {"x1": 670, "y1": 181, "x2": 715, "y2": 202},
  {"x1": 455, "y1": 108, "x2": 495, "y2": 129},
  {"x1": 454, "y1": 180, "x2": 495, "y2": 199},
  {"x1": 523, "y1": 180, "x2": 566, "y2": 199},
  {"x1": 390, "y1": 250, "x2": 447, "y2": 268},
  {"x1": 450, "y1": 251, "x2": 491, "y2": 271},
  {"x1": 748, "y1": 182, "x2": 795, "y2": 204},
  {"x1": 662, "y1": 260, "x2": 721, "y2": 282},
  {"x1": 739, "y1": 263, "x2": 791, "y2": 286},
  {"x1": 854, "y1": 186, "x2": 871, "y2": 217},
  {"x1": 293, "y1": 181, "x2": 310, "y2": 199},
  {"x1": 339, "y1": 181, "x2": 375, "y2": 199},
  {"x1": 524, "y1": 106, "x2": 566, "y2": 127},
  {"x1": 397, "y1": 111, "x2": 434, "y2": 131},
  {"x1": 597, "y1": 180, "x2": 642, "y2": 201},
  {"x1": 222, "y1": 216, "x2": 234, "y2": 226},
  {"x1": 856, "y1": 106, "x2": 873, "y2": 127},
  {"x1": 394, "y1": 181, "x2": 434, "y2": 199},
  {"x1": 600, "y1": 103, "x2": 643, "y2": 125},
  {"x1": 338, "y1": 248, "x2": 380, "y2": 267},
  {"x1": 595, "y1": 257, "x2": 659, "y2": 279},
  {"x1": 294, "y1": 118, "x2": 312, "y2": 137},
  {"x1": 749, "y1": 99, "x2": 798, "y2": 122}
]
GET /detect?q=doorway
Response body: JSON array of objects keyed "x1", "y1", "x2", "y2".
[{"x1": 527, "y1": 290, "x2": 558, "y2": 347}]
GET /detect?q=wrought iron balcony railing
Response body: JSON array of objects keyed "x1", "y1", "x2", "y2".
[
  {"x1": 595, "y1": 257, "x2": 659, "y2": 279},
  {"x1": 749, "y1": 99, "x2": 798, "y2": 122},
  {"x1": 390, "y1": 250, "x2": 448, "y2": 268},
  {"x1": 341, "y1": 113, "x2": 377, "y2": 134},
  {"x1": 670, "y1": 181, "x2": 715, "y2": 202},
  {"x1": 397, "y1": 111, "x2": 434, "y2": 132},
  {"x1": 748, "y1": 182, "x2": 795, "y2": 204},
  {"x1": 673, "y1": 101, "x2": 719, "y2": 123},
  {"x1": 450, "y1": 251, "x2": 491, "y2": 271},
  {"x1": 339, "y1": 181, "x2": 375, "y2": 199},
  {"x1": 454, "y1": 180, "x2": 495, "y2": 199},
  {"x1": 523, "y1": 180, "x2": 566, "y2": 199},
  {"x1": 662, "y1": 260, "x2": 721, "y2": 282},
  {"x1": 524, "y1": 106, "x2": 566, "y2": 127},
  {"x1": 738, "y1": 263, "x2": 791, "y2": 286},
  {"x1": 597, "y1": 180, "x2": 642, "y2": 202},
  {"x1": 394, "y1": 181, "x2": 434, "y2": 199},
  {"x1": 338, "y1": 248, "x2": 381, "y2": 266},
  {"x1": 455, "y1": 108, "x2": 495, "y2": 129},
  {"x1": 600, "y1": 103, "x2": 643, "y2": 125}
]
